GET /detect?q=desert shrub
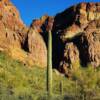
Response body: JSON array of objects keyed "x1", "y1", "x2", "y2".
[{"x1": 0, "y1": 52, "x2": 100, "y2": 100}]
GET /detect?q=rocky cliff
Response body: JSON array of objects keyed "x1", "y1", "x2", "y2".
[
  {"x1": 52, "y1": 3, "x2": 100, "y2": 75},
  {"x1": 0, "y1": 0, "x2": 47, "y2": 67},
  {"x1": 0, "y1": 1, "x2": 99, "y2": 71}
]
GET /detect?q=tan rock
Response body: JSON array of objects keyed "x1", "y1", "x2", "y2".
[
  {"x1": 59, "y1": 43, "x2": 80, "y2": 71},
  {"x1": 0, "y1": 0, "x2": 49, "y2": 68},
  {"x1": 27, "y1": 28, "x2": 47, "y2": 67}
]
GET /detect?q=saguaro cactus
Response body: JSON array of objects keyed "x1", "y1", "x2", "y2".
[
  {"x1": 47, "y1": 30, "x2": 52, "y2": 96},
  {"x1": 47, "y1": 17, "x2": 54, "y2": 96}
]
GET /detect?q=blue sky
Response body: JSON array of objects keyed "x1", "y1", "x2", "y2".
[{"x1": 11, "y1": 0, "x2": 99, "y2": 26}]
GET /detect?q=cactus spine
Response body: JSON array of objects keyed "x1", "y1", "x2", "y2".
[{"x1": 47, "y1": 30, "x2": 52, "y2": 96}]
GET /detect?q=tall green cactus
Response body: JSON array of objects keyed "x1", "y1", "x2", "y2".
[{"x1": 47, "y1": 30, "x2": 52, "y2": 96}]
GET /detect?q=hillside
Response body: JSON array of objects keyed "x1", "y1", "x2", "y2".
[{"x1": 0, "y1": 52, "x2": 100, "y2": 100}]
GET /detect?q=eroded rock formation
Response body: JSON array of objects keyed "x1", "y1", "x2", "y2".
[
  {"x1": 0, "y1": 0, "x2": 47, "y2": 67},
  {"x1": 0, "y1": 0, "x2": 25, "y2": 49},
  {"x1": 52, "y1": 2, "x2": 100, "y2": 74},
  {"x1": 0, "y1": 1, "x2": 99, "y2": 70}
]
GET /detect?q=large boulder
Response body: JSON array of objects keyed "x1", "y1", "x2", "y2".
[{"x1": 27, "y1": 27, "x2": 47, "y2": 67}]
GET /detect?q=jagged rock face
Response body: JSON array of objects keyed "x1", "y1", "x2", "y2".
[
  {"x1": 29, "y1": 15, "x2": 51, "y2": 67},
  {"x1": 31, "y1": 15, "x2": 49, "y2": 33},
  {"x1": 0, "y1": 0, "x2": 47, "y2": 67},
  {"x1": 80, "y1": 20, "x2": 100, "y2": 67},
  {"x1": 59, "y1": 43, "x2": 80, "y2": 75},
  {"x1": 0, "y1": 0, "x2": 26, "y2": 49},
  {"x1": 30, "y1": 2, "x2": 100, "y2": 70},
  {"x1": 0, "y1": 1, "x2": 100, "y2": 69},
  {"x1": 52, "y1": 2, "x2": 100, "y2": 72},
  {"x1": 31, "y1": 15, "x2": 53, "y2": 47},
  {"x1": 27, "y1": 27, "x2": 47, "y2": 67}
]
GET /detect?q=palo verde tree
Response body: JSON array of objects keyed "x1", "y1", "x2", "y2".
[{"x1": 46, "y1": 17, "x2": 54, "y2": 96}]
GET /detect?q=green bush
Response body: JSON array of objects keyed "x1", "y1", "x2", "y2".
[{"x1": 0, "y1": 52, "x2": 100, "y2": 100}]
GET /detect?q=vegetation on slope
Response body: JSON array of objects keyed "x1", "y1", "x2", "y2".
[{"x1": 0, "y1": 52, "x2": 100, "y2": 100}]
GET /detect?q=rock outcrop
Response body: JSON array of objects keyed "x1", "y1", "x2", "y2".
[
  {"x1": 0, "y1": 0, "x2": 25, "y2": 49},
  {"x1": 0, "y1": 1, "x2": 99, "y2": 70},
  {"x1": 52, "y1": 2, "x2": 100, "y2": 74},
  {"x1": 27, "y1": 27, "x2": 47, "y2": 67},
  {"x1": 0, "y1": 0, "x2": 47, "y2": 67}
]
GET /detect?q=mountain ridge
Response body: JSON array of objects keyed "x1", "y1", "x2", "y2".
[{"x1": 0, "y1": 1, "x2": 100, "y2": 73}]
